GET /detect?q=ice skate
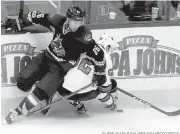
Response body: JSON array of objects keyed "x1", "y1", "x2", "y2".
[
  {"x1": 105, "y1": 98, "x2": 117, "y2": 111},
  {"x1": 69, "y1": 101, "x2": 88, "y2": 114},
  {"x1": 105, "y1": 91, "x2": 118, "y2": 111},
  {"x1": 3, "y1": 109, "x2": 20, "y2": 125}
]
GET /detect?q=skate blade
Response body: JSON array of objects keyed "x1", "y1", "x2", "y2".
[{"x1": 77, "y1": 110, "x2": 87, "y2": 114}]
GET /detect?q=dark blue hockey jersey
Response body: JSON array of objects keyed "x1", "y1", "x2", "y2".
[{"x1": 23, "y1": 11, "x2": 106, "y2": 75}]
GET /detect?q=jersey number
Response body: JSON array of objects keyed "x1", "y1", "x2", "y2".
[{"x1": 77, "y1": 58, "x2": 93, "y2": 75}]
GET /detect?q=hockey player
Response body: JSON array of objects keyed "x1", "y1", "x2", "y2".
[
  {"x1": 4, "y1": 6, "x2": 107, "y2": 124},
  {"x1": 45, "y1": 33, "x2": 119, "y2": 114}
]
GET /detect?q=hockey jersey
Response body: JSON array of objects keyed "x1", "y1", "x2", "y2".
[
  {"x1": 23, "y1": 11, "x2": 106, "y2": 75},
  {"x1": 63, "y1": 52, "x2": 112, "y2": 93}
]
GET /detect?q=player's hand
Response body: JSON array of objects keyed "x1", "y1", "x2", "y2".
[
  {"x1": 92, "y1": 74, "x2": 106, "y2": 86},
  {"x1": 5, "y1": 18, "x2": 22, "y2": 33}
]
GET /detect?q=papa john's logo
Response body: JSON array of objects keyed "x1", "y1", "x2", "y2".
[
  {"x1": 108, "y1": 35, "x2": 180, "y2": 79},
  {"x1": 1, "y1": 42, "x2": 37, "y2": 86}
]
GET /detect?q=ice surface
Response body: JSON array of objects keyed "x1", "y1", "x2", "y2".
[{"x1": 1, "y1": 97, "x2": 180, "y2": 134}]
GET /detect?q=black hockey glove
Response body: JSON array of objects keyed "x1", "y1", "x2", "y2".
[
  {"x1": 5, "y1": 18, "x2": 22, "y2": 33},
  {"x1": 92, "y1": 74, "x2": 106, "y2": 86}
]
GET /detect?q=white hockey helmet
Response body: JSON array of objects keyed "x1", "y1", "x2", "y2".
[{"x1": 97, "y1": 33, "x2": 118, "y2": 53}]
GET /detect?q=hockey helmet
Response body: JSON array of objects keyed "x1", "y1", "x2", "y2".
[
  {"x1": 66, "y1": 6, "x2": 85, "y2": 21},
  {"x1": 97, "y1": 33, "x2": 118, "y2": 53}
]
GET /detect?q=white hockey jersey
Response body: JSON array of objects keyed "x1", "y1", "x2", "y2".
[{"x1": 63, "y1": 52, "x2": 112, "y2": 93}]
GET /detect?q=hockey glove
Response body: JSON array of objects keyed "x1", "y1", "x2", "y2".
[
  {"x1": 5, "y1": 18, "x2": 23, "y2": 33},
  {"x1": 92, "y1": 74, "x2": 106, "y2": 86}
]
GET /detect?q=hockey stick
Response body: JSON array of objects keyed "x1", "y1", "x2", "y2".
[
  {"x1": 31, "y1": 82, "x2": 96, "y2": 115},
  {"x1": 117, "y1": 87, "x2": 180, "y2": 116}
]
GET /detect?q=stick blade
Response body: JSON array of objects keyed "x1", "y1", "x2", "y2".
[{"x1": 167, "y1": 109, "x2": 180, "y2": 116}]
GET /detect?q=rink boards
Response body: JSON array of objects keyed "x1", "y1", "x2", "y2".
[{"x1": 1, "y1": 26, "x2": 180, "y2": 107}]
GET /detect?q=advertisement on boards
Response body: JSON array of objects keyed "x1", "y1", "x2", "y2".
[
  {"x1": 109, "y1": 35, "x2": 180, "y2": 78},
  {"x1": 91, "y1": 26, "x2": 180, "y2": 91},
  {"x1": 1, "y1": 33, "x2": 53, "y2": 87}
]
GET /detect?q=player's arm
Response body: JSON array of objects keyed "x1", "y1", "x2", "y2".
[
  {"x1": 76, "y1": 26, "x2": 107, "y2": 85},
  {"x1": 22, "y1": 11, "x2": 63, "y2": 29},
  {"x1": 86, "y1": 40, "x2": 107, "y2": 85}
]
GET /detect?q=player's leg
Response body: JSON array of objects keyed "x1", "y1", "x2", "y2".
[
  {"x1": 4, "y1": 87, "x2": 49, "y2": 124},
  {"x1": 4, "y1": 52, "x2": 48, "y2": 124},
  {"x1": 57, "y1": 86, "x2": 98, "y2": 114},
  {"x1": 4, "y1": 62, "x2": 73, "y2": 124},
  {"x1": 57, "y1": 79, "x2": 117, "y2": 113},
  {"x1": 68, "y1": 100, "x2": 87, "y2": 114},
  {"x1": 38, "y1": 61, "x2": 74, "y2": 98},
  {"x1": 36, "y1": 63, "x2": 69, "y2": 116},
  {"x1": 68, "y1": 90, "x2": 99, "y2": 114},
  {"x1": 16, "y1": 51, "x2": 48, "y2": 92},
  {"x1": 44, "y1": 86, "x2": 87, "y2": 114},
  {"x1": 97, "y1": 79, "x2": 118, "y2": 110},
  {"x1": 41, "y1": 60, "x2": 96, "y2": 115},
  {"x1": 40, "y1": 61, "x2": 74, "y2": 115},
  {"x1": 4, "y1": 72, "x2": 64, "y2": 124}
]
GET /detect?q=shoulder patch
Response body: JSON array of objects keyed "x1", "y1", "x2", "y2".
[{"x1": 84, "y1": 33, "x2": 92, "y2": 42}]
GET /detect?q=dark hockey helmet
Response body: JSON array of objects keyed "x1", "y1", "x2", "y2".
[{"x1": 66, "y1": 6, "x2": 85, "y2": 21}]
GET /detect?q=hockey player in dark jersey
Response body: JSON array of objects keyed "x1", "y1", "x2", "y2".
[
  {"x1": 4, "y1": 6, "x2": 109, "y2": 124},
  {"x1": 42, "y1": 33, "x2": 119, "y2": 115}
]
